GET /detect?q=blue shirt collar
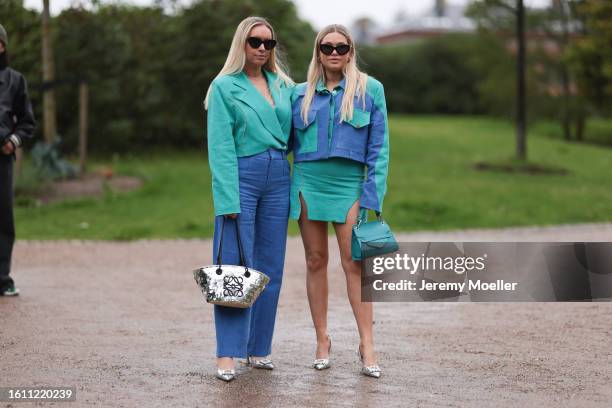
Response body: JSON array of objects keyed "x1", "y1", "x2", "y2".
[{"x1": 316, "y1": 76, "x2": 346, "y2": 94}]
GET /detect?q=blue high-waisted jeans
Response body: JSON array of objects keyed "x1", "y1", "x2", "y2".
[{"x1": 212, "y1": 148, "x2": 290, "y2": 358}]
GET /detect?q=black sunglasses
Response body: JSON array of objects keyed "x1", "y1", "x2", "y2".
[
  {"x1": 319, "y1": 43, "x2": 351, "y2": 56},
  {"x1": 247, "y1": 37, "x2": 277, "y2": 50}
]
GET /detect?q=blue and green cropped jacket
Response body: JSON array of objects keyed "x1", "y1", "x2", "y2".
[{"x1": 291, "y1": 76, "x2": 390, "y2": 213}]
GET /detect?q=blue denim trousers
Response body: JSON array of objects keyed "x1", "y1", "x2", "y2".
[{"x1": 212, "y1": 148, "x2": 290, "y2": 358}]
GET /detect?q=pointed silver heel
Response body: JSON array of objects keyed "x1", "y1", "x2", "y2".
[
  {"x1": 313, "y1": 335, "x2": 332, "y2": 370},
  {"x1": 215, "y1": 368, "x2": 236, "y2": 382},
  {"x1": 246, "y1": 356, "x2": 275, "y2": 370},
  {"x1": 357, "y1": 347, "x2": 381, "y2": 378}
]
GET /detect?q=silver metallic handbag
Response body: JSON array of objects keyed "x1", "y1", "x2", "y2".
[{"x1": 193, "y1": 216, "x2": 270, "y2": 308}]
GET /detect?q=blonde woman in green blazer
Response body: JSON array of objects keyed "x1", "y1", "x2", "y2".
[{"x1": 203, "y1": 16, "x2": 294, "y2": 382}]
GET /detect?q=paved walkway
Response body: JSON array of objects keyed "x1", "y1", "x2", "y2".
[{"x1": 1, "y1": 223, "x2": 611, "y2": 407}]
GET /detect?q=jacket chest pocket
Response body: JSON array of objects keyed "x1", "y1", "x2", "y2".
[
  {"x1": 339, "y1": 108, "x2": 371, "y2": 154},
  {"x1": 293, "y1": 110, "x2": 318, "y2": 154}
]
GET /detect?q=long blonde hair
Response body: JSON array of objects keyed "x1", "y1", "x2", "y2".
[
  {"x1": 204, "y1": 16, "x2": 293, "y2": 109},
  {"x1": 301, "y1": 24, "x2": 368, "y2": 124}
]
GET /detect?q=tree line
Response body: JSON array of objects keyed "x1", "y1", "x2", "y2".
[{"x1": 1, "y1": 0, "x2": 610, "y2": 153}]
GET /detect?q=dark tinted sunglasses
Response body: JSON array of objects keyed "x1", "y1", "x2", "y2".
[
  {"x1": 247, "y1": 37, "x2": 277, "y2": 50},
  {"x1": 319, "y1": 43, "x2": 351, "y2": 56}
]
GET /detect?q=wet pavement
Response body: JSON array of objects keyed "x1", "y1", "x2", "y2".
[{"x1": 2, "y1": 223, "x2": 611, "y2": 407}]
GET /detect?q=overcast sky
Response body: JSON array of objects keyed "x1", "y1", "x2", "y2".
[{"x1": 23, "y1": 0, "x2": 552, "y2": 29}]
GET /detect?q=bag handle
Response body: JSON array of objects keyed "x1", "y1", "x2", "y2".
[
  {"x1": 355, "y1": 208, "x2": 383, "y2": 228},
  {"x1": 215, "y1": 216, "x2": 250, "y2": 276}
]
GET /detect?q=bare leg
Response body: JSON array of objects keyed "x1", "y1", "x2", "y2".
[
  {"x1": 298, "y1": 193, "x2": 332, "y2": 358},
  {"x1": 332, "y1": 200, "x2": 377, "y2": 367}
]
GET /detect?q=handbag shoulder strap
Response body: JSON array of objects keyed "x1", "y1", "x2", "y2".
[
  {"x1": 215, "y1": 216, "x2": 247, "y2": 267},
  {"x1": 356, "y1": 208, "x2": 383, "y2": 227},
  {"x1": 358, "y1": 208, "x2": 368, "y2": 223}
]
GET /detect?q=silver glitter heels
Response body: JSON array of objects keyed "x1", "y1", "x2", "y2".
[
  {"x1": 313, "y1": 335, "x2": 332, "y2": 370},
  {"x1": 357, "y1": 347, "x2": 381, "y2": 378},
  {"x1": 215, "y1": 368, "x2": 236, "y2": 382},
  {"x1": 247, "y1": 356, "x2": 275, "y2": 370}
]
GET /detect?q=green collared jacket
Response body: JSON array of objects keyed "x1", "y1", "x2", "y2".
[{"x1": 207, "y1": 70, "x2": 293, "y2": 216}]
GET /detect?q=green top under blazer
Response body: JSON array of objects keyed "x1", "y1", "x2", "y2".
[{"x1": 207, "y1": 70, "x2": 293, "y2": 216}]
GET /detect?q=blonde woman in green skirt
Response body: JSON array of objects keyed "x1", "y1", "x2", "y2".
[{"x1": 290, "y1": 24, "x2": 390, "y2": 378}]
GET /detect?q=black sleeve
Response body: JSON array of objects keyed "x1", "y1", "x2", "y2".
[{"x1": 12, "y1": 74, "x2": 36, "y2": 142}]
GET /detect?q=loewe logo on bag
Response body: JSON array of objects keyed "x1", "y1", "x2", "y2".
[{"x1": 223, "y1": 275, "x2": 244, "y2": 297}]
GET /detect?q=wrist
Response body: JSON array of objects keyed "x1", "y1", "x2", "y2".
[{"x1": 8, "y1": 134, "x2": 21, "y2": 148}]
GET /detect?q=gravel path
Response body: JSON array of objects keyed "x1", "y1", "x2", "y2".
[{"x1": 1, "y1": 223, "x2": 611, "y2": 407}]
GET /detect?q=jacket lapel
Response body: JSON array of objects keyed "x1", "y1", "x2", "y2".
[
  {"x1": 266, "y1": 70, "x2": 292, "y2": 131},
  {"x1": 232, "y1": 71, "x2": 285, "y2": 143}
]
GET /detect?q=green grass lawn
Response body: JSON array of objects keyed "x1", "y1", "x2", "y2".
[{"x1": 14, "y1": 115, "x2": 612, "y2": 240}]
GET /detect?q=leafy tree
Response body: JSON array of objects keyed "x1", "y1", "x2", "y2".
[
  {"x1": 53, "y1": 5, "x2": 134, "y2": 151},
  {"x1": 169, "y1": 0, "x2": 314, "y2": 147},
  {"x1": 567, "y1": 0, "x2": 612, "y2": 114},
  {"x1": 14, "y1": 0, "x2": 315, "y2": 152},
  {"x1": 360, "y1": 34, "x2": 490, "y2": 115}
]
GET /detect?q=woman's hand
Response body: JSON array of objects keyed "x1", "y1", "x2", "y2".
[{"x1": 1, "y1": 141, "x2": 15, "y2": 155}]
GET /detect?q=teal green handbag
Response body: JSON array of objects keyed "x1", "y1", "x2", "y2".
[{"x1": 351, "y1": 208, "x2": 399, "y2": 261}]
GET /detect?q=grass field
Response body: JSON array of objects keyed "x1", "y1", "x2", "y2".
[{"x1": 13, "y1": 115, "x2": 612, "y2": 240}]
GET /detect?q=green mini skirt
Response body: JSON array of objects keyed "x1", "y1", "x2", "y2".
[{"x1": 290, "y1": 157, "x2": 365, "y2": 223}]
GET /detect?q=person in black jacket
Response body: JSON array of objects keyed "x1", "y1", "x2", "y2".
[{"x1": 0, "y1": 23, "x2": 36, "y2": 296}]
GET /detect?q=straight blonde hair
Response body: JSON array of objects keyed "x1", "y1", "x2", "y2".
[
  {"x1": 204, "y1": 16, "x2": 293, "y2": 109},
  {"x1": 301, "y1": 24, "x2": 368, "y2": 124}
]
